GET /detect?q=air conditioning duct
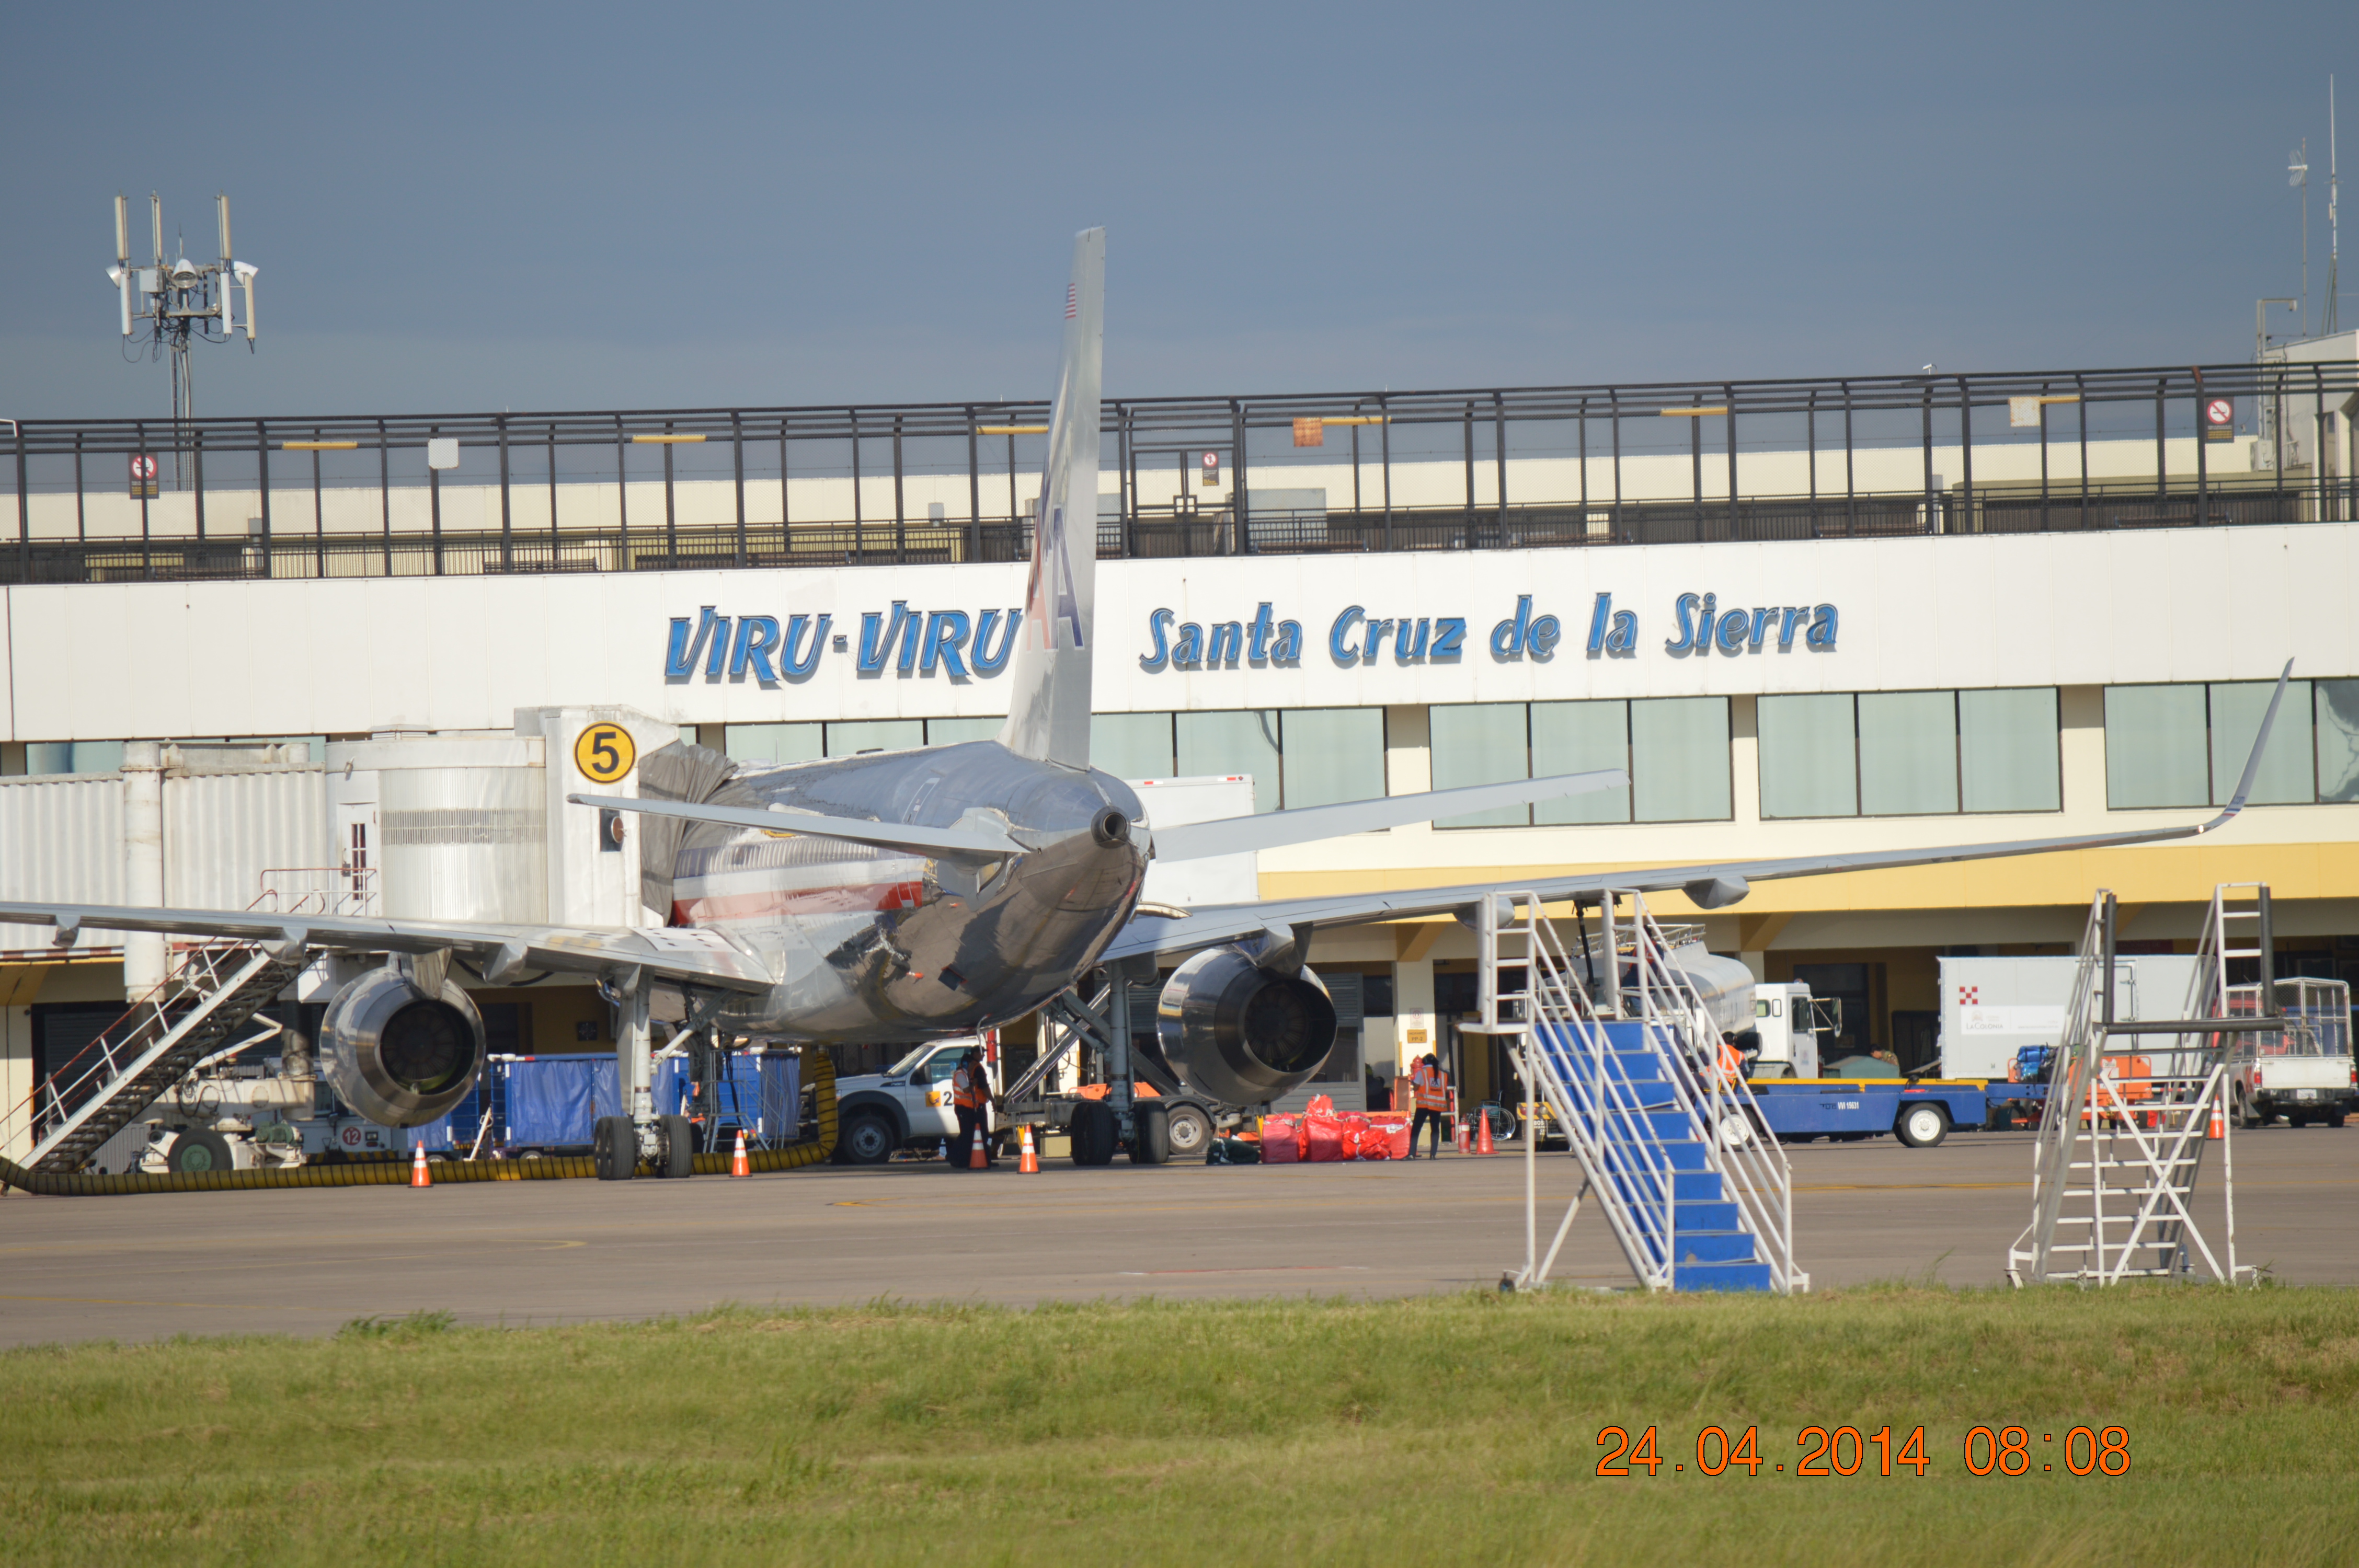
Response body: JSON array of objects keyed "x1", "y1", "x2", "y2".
[
  {"x1": 319, "y1": 963, "x2": 487, "y2": 1127},
  {"x1": 1154, "y1": 946, "x2": 1337, "y2": 1107}
]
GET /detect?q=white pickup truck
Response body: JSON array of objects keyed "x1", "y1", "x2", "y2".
[
  {"x1": 831, "y1": 1040, "x2": 980, "y2": 1163},
  {"x1": 832, "y1": 1037, "x2": 1228, "y2": 1163},
  {"x1": 2228, "y1": 978, "x2": 2356, "y2": 1128}
]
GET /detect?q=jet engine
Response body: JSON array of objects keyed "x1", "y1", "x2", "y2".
[
  {"x1": 319, "y1": 963, "x2": 487, "y2": 1127},
  {"x1": 1154, "y1": 945, "x2": 1338, "y2": 1107}
]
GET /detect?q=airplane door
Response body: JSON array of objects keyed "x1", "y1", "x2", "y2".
[{"x1": 331, "y1": 772, "x2": 380, "y2": 914}]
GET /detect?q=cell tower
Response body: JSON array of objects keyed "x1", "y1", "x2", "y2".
[{"x1": 106, "y1": 191, "x2": 258, "y2": 486}]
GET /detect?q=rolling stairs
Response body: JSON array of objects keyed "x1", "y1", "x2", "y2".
[
  {"x1": 1479, "y1": 890, "x2": 1805, "y2": 1295},
  {"x1": 2007, "y1": 887, "x2": 2259, "y2": 1286},
  {"x1": 2, "y1": 942, "x2": 304, "y2": 1176}
]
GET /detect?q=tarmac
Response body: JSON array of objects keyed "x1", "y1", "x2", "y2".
[{"x1": 2, "y1": 1126, "x2": 2353, "y2": 1348}]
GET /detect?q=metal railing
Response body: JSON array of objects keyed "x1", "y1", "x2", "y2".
[
  {"x1": 1488, "y1": 889, "x2": 1805, "y2": 1294},
  {"x1": 1, "y1": 939, "x2": 297, "y2": 1172},
  {"x1": 10, "y1": 360, "x2": 2355, "y2": 584}
]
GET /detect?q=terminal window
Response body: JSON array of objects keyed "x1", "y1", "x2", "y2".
[
  {"x1": 1425, "y1": 698, "x2": 1731, "y2": 826},
  {"x1": 2103, "y1": 680, "x2": 2320, "y2": 810},
  {"x1": 1759, "y1": 688, "x2": 2062, "y2": 820}
]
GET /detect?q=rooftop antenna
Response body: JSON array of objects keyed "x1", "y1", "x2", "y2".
[
  {"x1": 106, "y1": 190, "x2": 258, "y2": 489},
  {"x1": 2328, "y1": 76, "x2": 2340, "y2": 337},
  {"x1": 2290, "y1": 140, "x2": 2309, "y2": 337}
]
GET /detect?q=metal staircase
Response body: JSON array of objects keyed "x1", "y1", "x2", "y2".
[
  {"x1": 1, "y1": 942, "x2": 304, "y2": 1175},
  {"x1": 1481, "y1": 890, "x2": 1806, "y2": 1295},
  {"x1": 2008, "y1": 889, "x2": 2260, "y2": 1287}
]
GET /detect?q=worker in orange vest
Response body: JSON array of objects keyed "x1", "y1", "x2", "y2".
[
  {"x1": 1407, "y1": 1052, "x2": 1450, "y2": 1159},
  {"x1": 950, "y1": 1048, "x2": 993, "y2": 1169}
]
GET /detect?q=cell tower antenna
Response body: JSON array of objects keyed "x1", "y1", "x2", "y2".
[{"x1": 105, "y1": 188, "x2": 259, "y2": 489}]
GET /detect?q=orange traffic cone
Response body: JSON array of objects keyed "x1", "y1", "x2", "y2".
[
  {"x1": 731, "y1": 1127, "x2": 750, "y2": 1177},
  {"x1": 970, "y1": 1125, "x2": 989, "y2": 1169},
  {"x1": 1017, "y1": 1123, "x2": 1039, "y2": 1174},
  {"x1": 1474, "y1": 1110, "x2": 1495, "y2": 1156},
  {"x1": 2208, "y1": 1101, "x2": 2225, "y2": 1141},
  {"x1": 410, "y1": 1143, "x2": 431, "y2": 1189}
]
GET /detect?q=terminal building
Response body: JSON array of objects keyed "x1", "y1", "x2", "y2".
[{"x1": 5, "y1": 348, "x2": 2357, "y2": 1146}]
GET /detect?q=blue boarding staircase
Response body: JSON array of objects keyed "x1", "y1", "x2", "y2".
[{"x1": 1480, "y1": 890, "x2": 1806, "y2": 1295}]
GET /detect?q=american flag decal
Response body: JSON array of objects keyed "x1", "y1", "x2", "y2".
[{"x1": 1066, "y1": 284, "x2": 1077, "y2": 320}]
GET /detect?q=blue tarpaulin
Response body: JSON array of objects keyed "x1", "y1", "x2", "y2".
[
  {"x1": 413, "y1": 1051, "x2": 805, "y2": 1150},
  {"x1": 501, "y1": 1054, "x2": 616, "y2": 1148}
]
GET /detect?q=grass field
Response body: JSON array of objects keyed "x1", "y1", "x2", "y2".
[{"x1": 4, "y1": 1285, "x2": 2356, "y2": 1566}]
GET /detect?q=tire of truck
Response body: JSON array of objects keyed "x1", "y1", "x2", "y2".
[
  {"x1": 1131, "y1": 1101, "x2": 1172, "y2": 1165},
  {"x1": 658, "y1": 1114, "x2": 694, "y2": 1178},
  {"x1": 1162, "y1": 1102, "x2": 1211, "y2": 1159},
  {"x1": 2287, "y1": 1110, "x2": 2311, "y2": 1128},
  {"x1": 1714, "y1": 1111, "x2": 1756, "y2": 1150},
  {"x1": 2327, "y1": 1108, "x2": 2349, "y2": 1129},
  {"x1": 1984, "y1": 1106, "x2": 2013, "y2": 1132},
  {"x1": 1895, "y1": 1103, "x2": 1950, "y2": 1148},
  {"x1": 1069, "y1": 1100, "x2": 1118, "y2": 1166},
  {"x1": 593, "y1": 1115, "x2": 636, "y2": 1180},
  {"x1": 840, "y1": 1113, "x2": 897, "y2": 1166},
  {"x1": 168, "y1": 1127, "x2": 234, "y2": 1174}
]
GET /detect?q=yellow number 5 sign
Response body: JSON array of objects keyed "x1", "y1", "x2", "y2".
[{"x1": 574, "y1": 723, "x2": 636, "y2": 784}]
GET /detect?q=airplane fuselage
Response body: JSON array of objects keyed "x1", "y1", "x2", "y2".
[{"x1": 669, "y1": 741, "x2": 1147, "y2": 1043}]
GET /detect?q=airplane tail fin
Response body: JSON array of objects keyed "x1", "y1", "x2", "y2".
[{"x1": 996, "y1": 227, "x2": 1104, "y2": 769}]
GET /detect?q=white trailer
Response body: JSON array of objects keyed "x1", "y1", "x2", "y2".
[{"x1": 1937, "y1": 954, "x2": 2198, "y2": 1082}]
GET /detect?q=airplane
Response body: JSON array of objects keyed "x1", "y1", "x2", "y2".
[{"x1": 0, "y1": 228, "x2": 2293, "y2": 1183}]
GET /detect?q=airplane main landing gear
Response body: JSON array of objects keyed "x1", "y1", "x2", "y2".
[{"x1": 593, "y1": 1115, "x2": 637, "y2": 1180}]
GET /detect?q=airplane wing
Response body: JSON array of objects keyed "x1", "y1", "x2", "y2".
[
  {"x1": 1151, "y1": 769, "x2": 1626, "y2": 861},
  {"x1": 1106, "y1": 662, "x2": 2295, "y2": 962},
  {"x1": 570, "y1": 792, "x2": 1023, "y2": 857},
  {"x1": 0, "y1": 904, "x2": 777, "y2": 993}
]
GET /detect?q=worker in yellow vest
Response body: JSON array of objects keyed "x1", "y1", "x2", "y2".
[
  {"x1": 951, "y1": 1048, "x2": 993, "y2": 1169},
  {"x1": 1407, "y1": 1052, "x2": 1450, "y2": 1159}
]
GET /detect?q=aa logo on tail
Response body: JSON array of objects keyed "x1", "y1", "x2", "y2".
[{"x1": 1024, "y1": 502, "x2": 1087, "y2": 650}]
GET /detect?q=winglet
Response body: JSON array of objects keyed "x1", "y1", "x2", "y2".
[{"x1": 2201, "y1": 659, "x2": 2294, "y2": 833}]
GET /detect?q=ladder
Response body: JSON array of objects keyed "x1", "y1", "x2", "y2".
[
  {"x1": 1482, "y1": 890, "x2": 1806, "y2": 1295},
  {"x1": 1, "y1": 942, "x2": 305, "y2": 1175},
  {"x1": 2008, "y1": 889, "x2": 2258, "y2": 1286}
]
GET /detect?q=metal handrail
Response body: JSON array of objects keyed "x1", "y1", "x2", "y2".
[
  {"x1": 1615, "y1": 894, "x2": 1806, "y2": 1293},
  {"x1": 0, "y1": 940, "x2": 264, "y2": 1165},
  {"x1": 1508, "y1": 900, "x2": 1682, "y2": 1289}
]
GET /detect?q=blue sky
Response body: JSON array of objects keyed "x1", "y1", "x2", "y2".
[{"x1": 1, "y1": 1, "x2": 2347, "y2": 419}]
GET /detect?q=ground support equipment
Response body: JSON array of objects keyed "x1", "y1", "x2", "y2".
[
  {"x1": 2008, "y1": 887, "x2": 2267, "y2": 1286},
  {"x1": 1485, "y1": 890, "x2": 1805, "y2": 1295}
]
